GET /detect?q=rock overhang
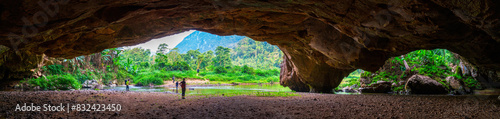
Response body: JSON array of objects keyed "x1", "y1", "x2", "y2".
[{"x1": 1, "y1": 0, "x2": 500, "y2": 92}]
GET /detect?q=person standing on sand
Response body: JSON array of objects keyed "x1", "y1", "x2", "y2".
[
  {"x1": 175, "y1": 81, "x2": 179, "y2": 90},
  {"x1": 180, "y1": 78, "x2": 186, "y2": 99},
  {"x1": 125, "y1": 79, "x2": 130, "y2": 91},
  {"x1": 172, "y1": 76, "x2": 175, "y2": 83},
  {"x1": 175, "y1": 81, "x2": 179, "y2": 93}
]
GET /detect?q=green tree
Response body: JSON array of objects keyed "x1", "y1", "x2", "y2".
[
  {"x1": 214, "y1": 46, "x2": 231, "y2": 68},
  {"x1": 168, "y1": 48, "x2": 182, "y2": 63},
  {"x1": 157, "y1": 43, "x2": 169, "y2": 54},
  {"x1": 199, "y1": 50, "x2": 214, "y2": 70},
  {"x1": 185, "y1": 49, "x2": 201, "y2": 69},
  {"x1": 230, "y1": 38, "x2": 283, "y2": 69}
]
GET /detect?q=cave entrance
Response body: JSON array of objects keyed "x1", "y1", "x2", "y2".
[
  {"x1": 20, "y1": 30, "x2": 293, "y2": 95},
  {"x1": 338, "y1": 49, "x2": 483, "y2": 94}
]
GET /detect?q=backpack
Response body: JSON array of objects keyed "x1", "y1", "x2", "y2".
[{"x1": 181, "y1": 81, "x2": 186, "y2": 88}]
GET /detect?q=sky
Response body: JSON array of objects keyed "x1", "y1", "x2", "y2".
[{"x1": 126, "y1": 30, "x2": 196, "y2": 54}]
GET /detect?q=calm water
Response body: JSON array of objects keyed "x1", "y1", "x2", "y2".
[{"x1": 102, "y1": 84, "x2": 293, "y2": 94}]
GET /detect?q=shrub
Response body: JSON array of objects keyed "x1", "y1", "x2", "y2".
[
  {"x1": 74, "y1": 73, "x2": 92, "y2": 84},
  {"x1": 214, "y1": 66, "x2": 228, "y2": 73},
  {"x1": 361, "y1": 71, "x2": 372, "y2": 77},
  {"x1": 414, "y1": 65, "x2": 450, "y2": 78},
  {"x1": 25, "y1": 74, "x2": 81, "y2": 90},
  {"x1": 393, "y1": 85, "x2": 405, "y2": 92},
  {"x1": 102, "y1": 73, "x2": 116, "y2": 84},
  {"x1": 135, "y1": 75, "x2": 164, "y2": 86},
  {"x1": 463, "y1": 77, "x2": 480, "y2": 89},
  {"x1": 452, "y1": 74, "x2": 480, "y2": 89},
  {"x1": 338, "y1": 77, "x2": 360, "y2": 88},
  {"x1": 116, "y1": 69, "x2": 133, "y2": 84},
  {"x1": 43, "y1": 64, "x2": 65, "y2": 75},
  {"x1": 254, "y1": 69, "x2": 278, "y2": 77},
  {"x1": 172, "y1": 61, "x2": 190, "y2": 71},
  {"x1": 242, "y1": 65, "x2": 254, "y2": 74},
  {"x1": 371, "y1": 71, "x2": 392, "y2": 83},
  {"x1": 205, "y1": 74, "x2": 224, "y2": 81}
]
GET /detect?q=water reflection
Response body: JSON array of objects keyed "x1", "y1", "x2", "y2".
[{"x1": 102, "y1": 84, "x2": 293, "y2": 94}]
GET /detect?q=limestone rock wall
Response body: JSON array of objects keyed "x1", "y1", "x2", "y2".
[{"x1": 1, "y1": 0, "x2": 500, "y2": 92}]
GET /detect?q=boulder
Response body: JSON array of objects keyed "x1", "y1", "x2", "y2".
[
  {"x1": 451, "y1": 87, "x2": 473, "y2": 95},
  {"x1": 350, "y1": 84, "x2": 359, "y2": 89},
  {"x1": 83, "y1": 80, "x2": 99, "y2": 88},
  {"x1": 93, "y1": 84, "x2": 103, "y2": 90},
  {"x1": 445, "y1": 76, "x2": 462, "y2": 90},
  {"x1": 359, "y1": 81, "x2": 392, "y2": 93},
  {"x1": 342, "y1": 87, "x2": 356, "y2": 93},
  {"x1": 359, "y1": 78, "x2": 371, "y2": 84},
  {"x1": 341, "y1": 85, "x2": 358, "y2": 93},
  {"x1": 109, "y1": 84, "x2": 117, "y2": 87},
  {"x1": 445, "y1": 76, "x2": 474, "y2": 95},
  {"x1": 406, "y1": 75, "x2": 448, "y2": 94}
]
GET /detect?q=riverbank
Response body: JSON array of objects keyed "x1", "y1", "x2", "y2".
[
  {"x1": 0, "y1": 91, "x2": 498, "y2": 118},
  {"x1": 145, "y1": 79, "x2": 274, "y2": 87}
]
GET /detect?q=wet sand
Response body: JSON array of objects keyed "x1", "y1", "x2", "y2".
[{"x1": 0, "y1": 91, "x2": 498, "y2": 118}]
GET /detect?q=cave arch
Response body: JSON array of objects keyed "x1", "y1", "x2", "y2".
[{"x1": 1, "y1": 0, "x2": 500, "y2": 92}]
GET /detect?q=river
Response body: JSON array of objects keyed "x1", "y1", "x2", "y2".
[{"x1": 102, "y1": 84, "x2": 294, "y2": 95}]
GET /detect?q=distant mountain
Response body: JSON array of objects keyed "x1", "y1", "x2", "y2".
[{"x1": 174, "y1": 31, "x2": 246, "y2": 53}]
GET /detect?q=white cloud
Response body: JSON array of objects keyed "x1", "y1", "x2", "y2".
[{"x1": 125, "y1": 30, "x2": 195, "y2": 54}]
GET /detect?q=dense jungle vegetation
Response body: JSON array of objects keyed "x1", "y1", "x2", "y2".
[
  {"x1": 22, "y1": 38, "x2": 283, "y2": 90},
  {"x1": 338, "y1": 49, "x2": 480, "y2": 92}
]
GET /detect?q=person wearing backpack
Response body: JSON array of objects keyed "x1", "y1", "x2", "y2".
[{"x1": 180, "y1": 78, "x2": 186, "y2": 99}]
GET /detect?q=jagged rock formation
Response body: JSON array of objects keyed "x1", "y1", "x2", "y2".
[{"x1": 1, "y1": 0, "x2": 500, "y2": 92}]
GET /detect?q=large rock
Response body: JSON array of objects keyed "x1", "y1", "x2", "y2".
[
  {"x1": 280, "y1": 55, "x2": 310, "y2": 92},
  {"x1": 406, "y1": 75, "x2": 448, "y2": 94},
  {"x1": 359, "y1": 81, "x2": 392, "y2": 93},
  {"x1": 445, "y1": 76, "x2": 462, "y2": 90},
  {"x1": 341, "y1": 84, "x2": 359, "y2": 93},
  {"x1": 445, "y1": 76, "x2": 474, "y2": 95},
  {"x1": 1, "y1": 0, "x2": 500, "y2": 92},
  {"x1": 360, "y1": 77, "x2": 371, "y2": 85},
  {"x1": 82, "y1": 79, "x2": 99, "y2": 88}
]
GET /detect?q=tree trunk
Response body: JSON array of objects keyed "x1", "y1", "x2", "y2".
[{"x1": 401, "y1": 55, "x2": 410, "y2": 70}]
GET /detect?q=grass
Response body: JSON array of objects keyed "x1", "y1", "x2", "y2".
[
  {"x1": 189, "y1": 91, "x2": 300, "y2": 98},
  {"x1": 133, "y1": 69, "x2": 280, "y2": 85},
  {"x1": 200, "y1": 71, "x2": 279, "y2": 84}
]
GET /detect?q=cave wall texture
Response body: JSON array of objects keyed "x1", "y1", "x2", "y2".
[{"x1": 1, "y1": 0, "x2": 500, "y2": 92}]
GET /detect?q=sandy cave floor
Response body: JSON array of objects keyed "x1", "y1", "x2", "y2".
[{"x1": 0, "y1": 91, "x2": 499, "y2": 119}]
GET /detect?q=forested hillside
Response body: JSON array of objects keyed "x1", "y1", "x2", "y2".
[
  {"x1": 174, "y1": 31, "x2": 245, "y2": 53},
  {"x1": 231, "y1": 38, "x2": 283, "y2": 70}
]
